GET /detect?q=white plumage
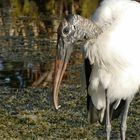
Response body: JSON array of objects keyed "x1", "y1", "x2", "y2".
[
  {"x1": 53, "y1": 0, "x2": 140, "y2": 139},
  {"x1": 84, "y1": 0, "x2": 140, "y2": 113}
]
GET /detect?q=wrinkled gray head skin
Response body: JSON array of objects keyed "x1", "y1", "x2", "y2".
[
  {"x1": 58, "y1": 15, "x2": 86, "y2": 45},
  {"x1": 53, "y1": 14, "x2": 101, "y2": 109},
  {"x1": 57, "y1": 14, "x2": 100, "y2": 49},
  {"x1": 56, "y1": 14, "x2": 86, "y2": 62}
]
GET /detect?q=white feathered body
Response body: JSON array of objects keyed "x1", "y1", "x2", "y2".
[{"x1": 84, "y1": 0, "x2": 140, "y2": 110}]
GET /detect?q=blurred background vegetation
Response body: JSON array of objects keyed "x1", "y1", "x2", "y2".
[
  {"x1": 0, "y1": 0, "x2": 100, "y2": 40},
  {"x1": 0, "y1": 0, "x2": 140, "y2": 43},
  {"x1": 0, "y1": 0, "x2": 140, "y2": 87},
  {"x1": 0, "y1": 0, "x2": 101, "y2": 87},
  {"x1": 0, "y1": 0, "x2": 139, "y2": 41},
  {"x1": 9, "y1": 0, "x2": 99, "y2": 18}
]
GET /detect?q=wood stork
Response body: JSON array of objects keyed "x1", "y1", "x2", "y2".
[{"x1": 52, "y1": 0, "x2": 140, "y2": 139}]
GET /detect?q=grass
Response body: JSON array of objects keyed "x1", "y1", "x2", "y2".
[{"x1": 0, "y1": 85, "x2": 139, "y2": 140}]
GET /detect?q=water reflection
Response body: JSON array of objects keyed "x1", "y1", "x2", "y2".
[
  {"x1": 0, "y1": 11, "x2": 82, "y2": 89},
  {"x1": 0, "y1": 60, "x2": 54, "y2": 89},
  {"x1": 0, "y1": 57, "x2": 4, "y2": 71},
  {"x1": 15, "y1": 70, "x2": 26, "y2": 89},
  {"x1": 0, "y1": 61, "x2": 26, "y2": 89}
]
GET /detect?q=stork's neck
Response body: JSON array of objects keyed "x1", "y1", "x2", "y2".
[{"x1": 77, "y1": 15, "x2": 102, "y2": 40}]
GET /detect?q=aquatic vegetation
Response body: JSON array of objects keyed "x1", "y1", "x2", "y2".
[{"x1": 0, "y1": 85, "x2": 139, "y2": 139}]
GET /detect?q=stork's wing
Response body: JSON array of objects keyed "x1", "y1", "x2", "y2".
[
  {"x1": 84, "y1": 58, "x2": 126, "y2": 124},
  {"x1": 84, "y1": 58, "x2": 98, "y2": 123}
]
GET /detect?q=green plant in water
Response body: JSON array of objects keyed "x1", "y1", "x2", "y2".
[
  {"x1": 46, "y1": 0, "x2": 56, "y2": 16},
  {"x1": 23, "y1": 0, "x2": 38, "y2": 19},
  {"x1": 80, "y1": 0, "x2": 99, "y2": 17},
  {"x1": 10, "y1": 0, "x2": 22, "y2": 17}
]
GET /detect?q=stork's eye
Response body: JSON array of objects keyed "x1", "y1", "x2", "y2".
[{"x1": 63, "y1": 27, "x2": 70, "y2": 35}]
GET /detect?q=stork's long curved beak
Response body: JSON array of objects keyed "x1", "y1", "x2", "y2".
[{"x1": 53, "y1": 37, "x2": 73, "y2": 109}]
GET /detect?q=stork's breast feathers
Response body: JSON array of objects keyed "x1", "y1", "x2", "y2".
[
  {"x1": 84, "y1": 2, "x2": 140, "y2": 70},
  {"x1": 85, "y1": 0, "x2": 140, "y2": 106}
]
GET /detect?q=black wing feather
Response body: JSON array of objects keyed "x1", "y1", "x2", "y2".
[
  {"x1": 84, "y1": 58, "x2": 126, "y2": 124},
  {"x1": 84, "y1": 58, "x2": 98, "y2": 123}
]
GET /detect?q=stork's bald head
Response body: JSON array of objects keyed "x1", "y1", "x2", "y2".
[{"x1": 57, "y1": 14, "x2": 87, "y2": 45}]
